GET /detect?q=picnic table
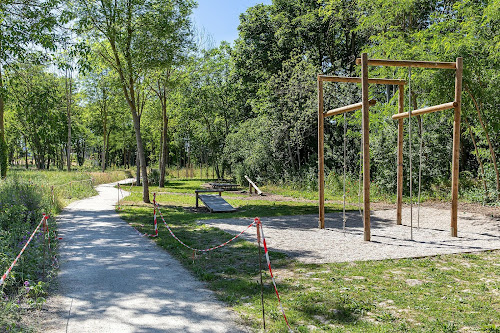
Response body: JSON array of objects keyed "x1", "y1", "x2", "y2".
[{"x1": 209, "y1": 182, "x2": 239, "y2": 191}]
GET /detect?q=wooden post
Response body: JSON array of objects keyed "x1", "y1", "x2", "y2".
[
  {"x1": 397, "y1": 85, "x2": 404, "y2": 225},
  {"x1": 318, "y1": 75, "x2": 325, "y2": 229},
  {"x1": 451, "y1": 57, "x2": 463, "y2": 237},
  {"x1": 361, "y1": 53, "x2": 371, "y2": 241}
]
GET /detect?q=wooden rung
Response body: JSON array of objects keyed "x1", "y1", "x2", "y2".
[
  {"x1": 318, "y1": 75, "x2": 406, "y2": 85},
  {"x1": 392, "y1": 102, "x2": 458, "y2": 120},
  {"x1": 355, "y1": 58, "x2": 456, "y2": 69},
  {"x1": 324, "y1": 100, "x2": 377, "y2": 118}
]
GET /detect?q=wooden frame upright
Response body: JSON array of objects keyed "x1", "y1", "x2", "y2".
[{"x1": 318, "y1": 53, "x2": 463, "y2": 240}]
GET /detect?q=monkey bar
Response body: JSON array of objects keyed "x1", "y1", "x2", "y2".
[
  {"x1": 354, "y1": 58, "x2": 457, "y2": 69},
  {"x1": 392, "y1": 102, "x2": 458, "y2": 120},
  {"x1": 324, "y1": 100, "x2": 376, "y2": 118},
  {"x1": 318, "y1": 54, "x2": 463, "y2": 241},
  {"x1": 318, "y1": 75, "x2": 406, "y2": 85}
]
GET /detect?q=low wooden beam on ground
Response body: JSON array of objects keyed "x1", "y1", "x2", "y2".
[
  {"x1": 355, "y1": 58, "x2": 457, "y2": 69},
  {"x1": 318, "y1": 75, "x2": 406, "y2": 85},
  {"x1": 392, "y1": 102, "x2": 457, "y2": 120},
  {"x1": 324, "y1": 100, "x2": 376, "y2": 118}
]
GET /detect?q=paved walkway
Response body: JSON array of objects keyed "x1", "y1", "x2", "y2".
[{"x1": 45, "y1": 181, "x2": 244, "y2": 333}]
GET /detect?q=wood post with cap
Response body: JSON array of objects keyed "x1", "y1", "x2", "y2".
[
  {"x1": 318, "y1": 76, "x2": 325, "y2": 229},
  {"x1": 361, "y1": 53, "x2": 371, "y2": 241},
  {"x1": 451, "y1": 57, "x2": 463, "y2": 237}
]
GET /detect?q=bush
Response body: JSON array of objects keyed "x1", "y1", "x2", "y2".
[
  {"x1": 0, "y1": 177, "x2": 56, "y2": 331},
  {"x1": 148, "y1": 169, "x2": 160, "y2": 186}
]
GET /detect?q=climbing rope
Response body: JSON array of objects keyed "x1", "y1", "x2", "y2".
[{"x1": 417, "y1": 117, "x2": 424, "y2": 229}]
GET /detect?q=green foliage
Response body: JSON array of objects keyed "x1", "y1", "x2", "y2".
[
  {"x1": 0, "y1": 176, "x2": 55, "y2": 331},
  {"x1": 0, "y1": 169, "x2": 130, "y2": 330}
]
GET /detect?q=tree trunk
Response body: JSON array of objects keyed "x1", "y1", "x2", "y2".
[
  {"x1": 101, "y1": 125, "x2": 107, "y2": 172},
  {"x1": 136, "y1": 151, "x2": 141, "y2": 186},
  {"x1": 465, "y1": 85, "x2": 500, "y2": 199},
  {"x1": 66, "y1": 70, "x2": 72, "y2": 172},
  {"x1": 106, "y1": 130, "x2": 111, "y2": 168},
  {"x1": 159, "y1": 106, "x2": 168, "y2": 187},
  {"x1": 0, "y1": 67, "x2": 7, "y2": 178},
  {"x1": 132, "y1": 111, "x2": 150, "y2": 203},
  {"x1": 24, "y1": 136, "x2": 28, "y2": 169},
  {"x1": 464, "y1": 116, "x2": 488, "y2": 198}
]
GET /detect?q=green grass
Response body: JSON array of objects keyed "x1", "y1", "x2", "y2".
[
  {"x1": 119, "y1": 179, "x2": 500, "y2": 332},
  {"x1": 9, "y1": 168, "x2": 133, "y2": 208},
  {"x1": 1, "y1": 168, "x2": 132, "y2": 332}
]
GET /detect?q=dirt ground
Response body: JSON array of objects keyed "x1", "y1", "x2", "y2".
[{"x1": 202, "y1": 205, "x2": 500, "y2": 264}]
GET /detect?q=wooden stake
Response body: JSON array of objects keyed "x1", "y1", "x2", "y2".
[
  {"x1": 318, "y1": 76, "x2": 325, "y2": 229},
  {"x1": 257, "y1": 222, "x2": 266, "y2": 330},
  {"x1": 361, "y1": 54, "x2": 371, "y2": 241},
  {"x1": 397, "y1": 85, "x2": 404, "y2": 225},
  {"x1": 451, "y1": 57, "x2": 463, "y2": 237}
]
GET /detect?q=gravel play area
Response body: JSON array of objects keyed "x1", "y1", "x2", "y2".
[{"x1": 202, "y1": 207, "x2": 500, "y2": 264}]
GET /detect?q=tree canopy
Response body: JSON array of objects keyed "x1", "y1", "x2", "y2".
[{"x1": 2, "y1": 0, "x2": 498, "y2": 203}]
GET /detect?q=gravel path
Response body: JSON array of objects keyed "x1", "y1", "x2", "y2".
[
  {"x1": 203, "y1": 207, "x2": 500, "y2": 264},
  {"x1": 42, "y1": 180, "x2": 245, "y2": 333}
]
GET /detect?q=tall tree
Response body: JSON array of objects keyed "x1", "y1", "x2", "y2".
[
  {"x1": 0, "y1": 0, "x2": 63, "y2": 177},
  {"x1": 72, "y1": 0, "x2": 195, "y2": 203}
]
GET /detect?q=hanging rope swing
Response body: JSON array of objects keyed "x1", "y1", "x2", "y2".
[
  {"x1": 407, "y1": 66, "x2": 425, "y2": 238},
  {"x1": 417, "y1": 116, "x2": 424, "y2": 229}
]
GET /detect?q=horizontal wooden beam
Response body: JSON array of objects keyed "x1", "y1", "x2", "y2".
[
  {"x1": 392, "y1": 101, "x2": 458, "y2": 120},
  {"x1": 355, "y1": 58, "x2": 456, "y2": 69},
  {"x1": 324, "y1": 99, "x2": 376, "y2": 118},
  {"x1": 318, "y1": 75, "x2": 406, "y2": 85}
]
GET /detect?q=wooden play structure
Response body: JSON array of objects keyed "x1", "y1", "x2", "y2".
[
  {"x1": 245, "y1": 175, "x2": 263, "y2": 195},
  {"x1": 318, "y1": 53, "x2": 463, "y2": 241},
  {"x1": 195, "y1": 189, "x2": 237, "y2": 212}
]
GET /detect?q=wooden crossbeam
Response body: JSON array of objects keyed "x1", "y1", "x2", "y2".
[
  {"x1": 324, "y1": 99, "x2": 376, "y2": 118},
  {"x1": 355, "y1": 58, "x2": 456, "y2": 69},
  {"x1": 318, "y1": 75, "x2": 406, "y2": 85},
  {"x1": 392, "y1": 101, "x2": 457, "y2": 120}
]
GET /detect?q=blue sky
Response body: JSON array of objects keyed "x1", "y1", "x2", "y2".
[{"x1": 191, "y1": 0, "x2": 272, "y2": 46}]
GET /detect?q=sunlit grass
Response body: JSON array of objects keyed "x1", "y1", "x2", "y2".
[{"x1": 119, "y1": 179, "x2": 500, "y2": 332}]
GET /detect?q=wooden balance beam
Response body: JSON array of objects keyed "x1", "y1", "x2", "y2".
[{"x1": 244, "y1": 175, "x2": 263, "y2": 195}]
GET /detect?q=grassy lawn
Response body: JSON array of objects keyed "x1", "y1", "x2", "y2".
[
  {"x1": 9, "y1": 168, "x2": 133, "y2": 207},
  {"x1": 119, "y1": 179, "x2": 500, "y2": 333}
]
